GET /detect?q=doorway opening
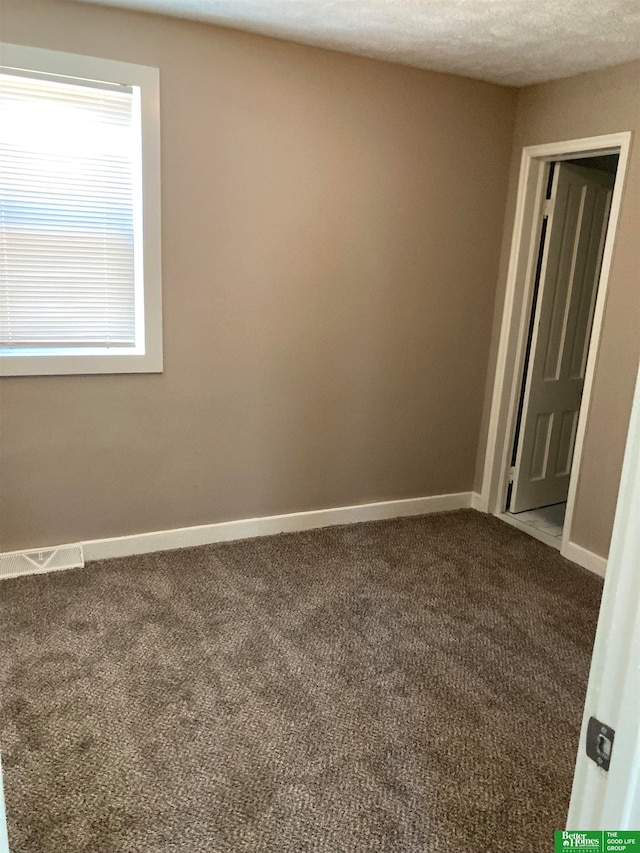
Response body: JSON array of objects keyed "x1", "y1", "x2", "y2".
[
  {"x1": 479, "y1": 133, "x2": 632, "y2": 572},
  {"x1": 503, "y1": 154, "x2": 619, "y2": 549}
]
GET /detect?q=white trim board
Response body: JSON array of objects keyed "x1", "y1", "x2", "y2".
[
  {"x1": 567, "y1": 356, "x2": 640, "y2": 828},
  {"x1": 85, "y1": 491, "x2": 472, "y2": 560},
  {"x1": 561, "y1": 541, "x2": 608, "y2": 579},
  {"x1": 498, "y1": 512, "x2": 607, "y2": 576},
  {"x1": 1, "y1": 491, "x2": 476, "y2": 574},
  {"x1": 478, "y1": 132, "x2": 632, "y2": 570},
  {"x1": 498, "y1": 512, "x2": 561, "y2": 551},
  {"x1": 0, "y1": 756, "x2": 8, "y2": 853},
  {"x1": 470, "y1": 492, "x2": 484, "y2": 511},
  {"x1": 1, "y1": 489, "x2": 606, "y2": 578}
]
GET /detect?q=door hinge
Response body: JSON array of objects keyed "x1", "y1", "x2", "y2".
[
  {"x1": 542, "y1": 198, "x2": 553, "y2": 217},
  {"x1": 509, "y1": 466, "x2": 516, "y2": 483}
]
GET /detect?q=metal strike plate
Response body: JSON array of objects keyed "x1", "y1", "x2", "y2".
[{"x1": 586, "y1": 716, "x2": 615, "y2": 771}]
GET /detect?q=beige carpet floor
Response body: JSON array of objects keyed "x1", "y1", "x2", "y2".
[{"x1": 0, "y1": 509, "x2": 602, "y2": 852}]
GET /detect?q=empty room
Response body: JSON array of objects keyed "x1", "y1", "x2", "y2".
[{"x1": 1, "y1": 0, "x2": 639, "y2": 851}]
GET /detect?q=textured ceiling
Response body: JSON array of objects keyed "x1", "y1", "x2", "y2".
[{"x1": 71, "y1": 0, "x2": 640, "y2": 86}]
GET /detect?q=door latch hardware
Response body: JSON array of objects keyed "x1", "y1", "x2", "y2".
[{"x1": 586, "y1": 716, "x2": 615, "y2": 771}]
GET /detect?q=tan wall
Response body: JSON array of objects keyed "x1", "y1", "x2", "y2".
[
  {"x1": 475, "y1": 60, "x2": 640, "y2": 559},
  {"x1": 0, "y1": 0, "x2": 516, "y2": 551}
]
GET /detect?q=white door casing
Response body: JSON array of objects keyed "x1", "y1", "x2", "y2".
[
  {"x1": 478, "y1": 132, "x2": 632, "y2": 572},
  {"x1": 0, "y1": 756, "x2": 8, "y2": 853},
  {"x1": 567, "y1": 356, "x2": 640, "y2": 829},
  {"x1": 509, "y1": 162, "x2": 614, "y2": 513}
]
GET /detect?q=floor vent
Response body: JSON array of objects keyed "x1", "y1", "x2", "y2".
[{"x1": 0, "y1": 545, "x2": 84, "y2": 580}]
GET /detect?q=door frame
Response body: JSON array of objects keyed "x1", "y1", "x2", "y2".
[
  {"x1": 568, "y1": 351, "x2": 640, "y2": 828},
  {"x1": 0, "y1": 756, "x2": 8, "y2": 853},
  {"x1": 478, "y1": 132, "x2": 632, "y2": 569}
]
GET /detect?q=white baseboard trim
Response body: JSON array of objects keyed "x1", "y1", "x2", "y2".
[
  {"x1": 498, "y1": 512, "x2": 561, "y2": 551},
  {"x1": 561, "y1": 541, "x2": 608, "y2": 578},
  {"x1": 471, "y1": 491, "x2": 483, "y2": 511},
  {"x1": 498, "y1": 512, "x2": 607, "y2": 577},
  {"x1": 72, "y1": 491, "x2": 474, "y2": 563},
  {"x1": 5, "y1": 489, "x2": 605, "y2": 581}
]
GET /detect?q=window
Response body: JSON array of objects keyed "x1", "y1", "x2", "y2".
[{"x1": 0, "y1": 45, "x2": 161, "y2": 375}]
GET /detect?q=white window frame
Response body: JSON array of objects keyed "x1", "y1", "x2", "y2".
[{"x1": 0, "y1": 44, "x2": 162, "y2": 376}]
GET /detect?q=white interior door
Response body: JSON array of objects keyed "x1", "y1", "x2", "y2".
[{"x1": 509, "y1": 162, "x2": 614, "y2": 514}]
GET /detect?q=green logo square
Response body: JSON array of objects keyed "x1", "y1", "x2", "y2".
[{"x1": 555, "y1": 831, "x2": 603, "y2": 851}]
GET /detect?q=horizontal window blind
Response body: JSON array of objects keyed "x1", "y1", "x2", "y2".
[{"x1": 0, "y1": 70, "x2": 138, "y2": 349}]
